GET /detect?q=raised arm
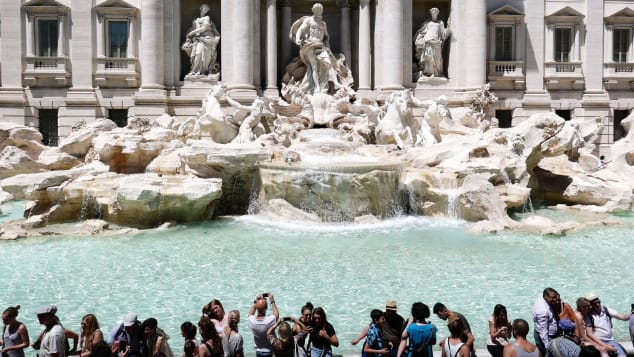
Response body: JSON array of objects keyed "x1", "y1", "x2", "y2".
[
  {"x1": 225, "y1": 94, "x2": 249, "y2": 111},
  {"x1": 351, "y1": 325, "x2": 369, "y2": 345},
  {"x1": 269, "y1": 293, "x2": 279, "y2": 319}
]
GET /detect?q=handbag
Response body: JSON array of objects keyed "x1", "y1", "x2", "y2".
[{"x1": 294, "y1": 339, "x2": 308, "y2": 357}]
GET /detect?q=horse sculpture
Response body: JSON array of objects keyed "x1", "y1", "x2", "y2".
[
  {"x1": 375, "y1": 90, "x2": 415, "y2": 148},
  {"x1": 178, "y1": 83, "x2": 238, "y2": 143}
]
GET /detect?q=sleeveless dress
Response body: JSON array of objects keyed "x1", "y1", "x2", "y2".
[
  {"x1": 3, "y1": 323, "x2": 26, "y2": 357},
  {"x1": 443, "y1": 339, "x2": 464, "y2": 357}
]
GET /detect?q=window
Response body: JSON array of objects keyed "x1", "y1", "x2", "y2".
[
  {"x1": 496, "y1": 110, "x2": 513, "y2": 128},
  {"x1": 554, "y1": 28, "x2": 572, "y2": 62},
  {"x1": 495, "y1": 27, "x2": 513, "y2": 61},
  {"x1": 614, "y1": 110, "x2": 629, "y2": 142},
  {"x1": 39, "y1": 109, "x2": 59, "y2": 146},
  {"x1": 613, "y1": 28, "x2": 631, "y2": 63},
  {"x1": 109, "y1": 109, "x2": 128, "y2": 127},
  {"x1": 37, "y1": 19, "x2": 58, "y2": 57},
  {"x1": 108, "y1": 20, "x2": 128, "y2": 58},
  {"x1": 555, "y1": 110, "x2": 571, "y2": 121}
]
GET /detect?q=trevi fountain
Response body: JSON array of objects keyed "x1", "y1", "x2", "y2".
[{"x1": 1, "y1": 3, "x2": 634, "y2": 356}]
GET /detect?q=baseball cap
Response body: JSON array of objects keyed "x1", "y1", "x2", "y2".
[
  {"x1": 35, "y1": 304, "x2": 57, "y2": 315},
  {"x1": 123, "y1": 312, "x2": 138, "y2": 327}
]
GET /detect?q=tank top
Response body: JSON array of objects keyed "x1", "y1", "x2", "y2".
[
  {"x1": 443, "y1": 339, "x2": 464, "y2": 357},
  {"x1": 3, "y1": 323, "x2": 26, "y2": 357},
  {"x1": 513, "y1": 343, "x2": 540, "y2": 357}
]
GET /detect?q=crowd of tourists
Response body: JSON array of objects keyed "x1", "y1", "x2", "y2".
[{"x1": 1, "y1": 288, "x2": 633, "y2": 357}]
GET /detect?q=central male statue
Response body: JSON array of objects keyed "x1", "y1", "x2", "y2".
[{"x1": 289, "y1": 3, "x2": 349, "y2": 95}]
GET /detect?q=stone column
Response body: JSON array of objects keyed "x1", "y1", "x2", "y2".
[
  {"x1": 265, "y1": 0, "x2": 278, "y2": 96},
  {"x1": 128, "y1": 17, "x2": 136, "y2": 58},
  {"x1": 338, "y1": 0, "x2": 352, "y2": 66},
  {"x1": 379, "y1": 0, "x2": 403, "y2": 91},
  {"x1": 134, "y1": 0, "x2": 166, "y2": 118},
  {"x1": 229, "y1": 0, "x2": 256, "y2": 98},
  {"x1": 25, "y1": 14, "x2": 34, "y2": 56},
  {"x1": 524, "y1": 0, "x2": 545, "y2": 94},
  {"x1": 140, "y1": 0, "x2": 164, "y2": 90},
  {"x1": 280, "y1": 1, "x2": 292, "y2": 74},
  {"x1": 357, "y1": 0, "x2": 372, "y2": 92},
  {"x1": 584, "y1": 0, "x2": 603, "y2": 93},
  {"x1": 461, "y1": 0, "x2": 487, "y2": 89},
  {"x1": 0, "y1": 0, "x2": 27, "y2": 125},
  {"x1": 69, "y1": 0, "x2": 92, "y2": 89},
  {"x1": 57, "y1": 15, "x2": 65, "y2": 56},
  {"x1": 221, "y1": 0, "x2": 233, "y2": 84}
]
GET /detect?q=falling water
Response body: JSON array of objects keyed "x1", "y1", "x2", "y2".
[{"x1": 79, "y1": 190, "x2": 102, "y2": 220}]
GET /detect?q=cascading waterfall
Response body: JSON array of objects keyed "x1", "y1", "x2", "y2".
[{"x1": 79, "y1": 190, "x2": 102, "y2": 220}]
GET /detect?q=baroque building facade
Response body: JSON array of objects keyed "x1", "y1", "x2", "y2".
[{"x1": 0, "y1": 0, "x2": 632, "y2": 155}]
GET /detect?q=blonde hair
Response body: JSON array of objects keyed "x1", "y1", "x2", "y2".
[{"x1": 81, "y1": 314, "x2": 100, "y2": 352}]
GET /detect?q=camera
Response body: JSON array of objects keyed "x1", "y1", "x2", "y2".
[
  {"x1": 263, "y1": 293, "x2": 269, "y2": 298},
  {"x1": 283, "y1": 317, "x2": 292, "y2": 322}
]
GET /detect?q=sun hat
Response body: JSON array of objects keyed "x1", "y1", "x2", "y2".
[
  {"x1": 386, "y1": 300, "x2": 398, "y2": 311},
  {"x1": 123, "y1": 312, "x2": 138, "y2": 327},
  {"x1": 585, "y1": 293, "x2": 599, "y2": 302}
]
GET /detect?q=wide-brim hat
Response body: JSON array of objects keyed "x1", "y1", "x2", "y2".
[
  {"x1": 584, "y1": 293, "x2": 599, "y2": 302},
  {"x1": 385, "y1": 300, "x2": 398, "y2": 311}
]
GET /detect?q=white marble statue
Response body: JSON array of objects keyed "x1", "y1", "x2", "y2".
[
  {"x1": 225, "y1": 95, "x2": 273, "y2": 144},
  {"x1": 288, "y1": 3, "x2": 352, "y2": 95},
  {"x1": 414, "y1": 8, "x2": 450, "y2": 78},
  {"x1": 182, "y1": 4, "x2": 220, "y2": 77},
  {"x1": 178, "y1": 84, "x2": 238, "y2": 143},
  {"x1": 416, "y1": 95, "x2": 453, "y2": 147},
  {"x1": 375, "y1": 91, "x2": 415, "y2": 149}
]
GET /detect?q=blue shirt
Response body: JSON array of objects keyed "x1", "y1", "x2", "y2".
[
  {"x1": 406, "y1": 323, "x2": 436, "y2": 357},
  {"x1": 366, "y1": 323, "x2": 385, "y2": 357}
]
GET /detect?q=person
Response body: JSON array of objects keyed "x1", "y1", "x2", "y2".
[
  {"x1": 293, "y1": 303, "x2": 314, "y2": 351},
  {"x1": 487, "y1": 304, "x2": 511, "y2": 357},
  {"x1": 141, "y1": 318, "x2": 172, "y2": 357},
  {"x1": 35, "y1": 304, "x2": 67, "y2": 357},
  {"x1": 397, "y1": 302, "x2": 436, "y2": 357},
  {"x1": 584, "y1": 293, "x2": 631, "y2": 357},
  {"x1": 108, "y1": 312, "x2": 144, "y2": 357},
  {"x1": 547, "y1": 318, "x2": 581, "y2": 357},
  {"x1": 202, "y1": 300, "x2": 228, "y2": 336},
  {"x1": 78, "y1": 314, "x2": 103, "y2": 357},
  {"x1": 414, "y1": 7, "x2": 450, "y2": 78},
  {"x1": 629, "y1": 304, "x2": 634, "y2": 349},
  {"x1": 308, "y1": 307, "x2": 338, "y2": 357},
  {"x1": 248, "y1": 293, "x2": 279, "y2": 357},
  {"x1": 361, "y1": 310, "x2": 390, "y2": 357},
  {"x1": 266, "y1": 319, "x2": 296, "y2": 357},
  {"x1": 433, "y1": 303, "x2": 475, "y2": 357},
  {"x1": 503, "y1": 319, "x2": 540, "y2": 357},
  {"x1": 440, "y1": 315, "x2": 468, "y2": 357},
  {"x1": 531, "y1": 288, "x2": 560, "y2": 356},
  {"x1": 222, "y1": 310, "x2": 243, "y2": 357},
  {"x1": 289, "y1": 3, "x2": 346, "y2": 94},
  {"x1": 180, "y1": 322, "x2": 198, "y2": 357},
  {"x1": 384, "y1": 301, "x2": 406, "y2": 357},
  {"x1": 1, "y1": 305, "x2": 29, "y2": 357},
  {"x1": 182, "y1": 4, "x2": 220, "y2": 76},
  {"x1": 198, "y1": 317, "x2": 222, "y2": 357}
]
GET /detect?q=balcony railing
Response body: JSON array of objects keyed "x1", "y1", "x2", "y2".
[
  {"x1": 545, "y1": 61, "x2": 583, "y2": 78},
  {"x1": 24, "y1": 56, "x2": 70, "y2": 86},
  {"x1": 488, "y1": 61, "x2": 524, "y2": 77},
  {"x1": 95, "y1": 57, "x2": 139, "y2": 87},
  {"x1": 604, "y1": 62, "x2": 634, "y2": 77}
]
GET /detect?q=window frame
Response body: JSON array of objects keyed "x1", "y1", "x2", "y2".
[
  {"x1": 554, "y1": 26, "x2": 574, "y2": 63},
  {"x1": 36, "y1": 17, "x2": 59, "y2": 57},
  {"x1": 106, "y1": 19, "x2": 129, "y2": 58},
  {"x1": 494, "y1": 25, "x2": 514, "y2": 61}
]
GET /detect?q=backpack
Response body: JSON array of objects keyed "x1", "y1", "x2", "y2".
[
  {"x1": 590, "y1": 306, "x2": 613, "y2": 329},
  {"x1": 410, "y1": 326, "x2": 436, "y2": 357}
]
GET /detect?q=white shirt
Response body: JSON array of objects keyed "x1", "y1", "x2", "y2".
[
  {"x1": 40, "y1": 324, "x2": 66, "y2": 357},
  {"x1": 532, "y1": 296, "x2": 557, "y2": 347},
  {"x1": 589, "y1": 307, "x2": 618, "y2": 341},
  {"x1": 247, "y1": 315, "x2": 276, "y2": 352}
]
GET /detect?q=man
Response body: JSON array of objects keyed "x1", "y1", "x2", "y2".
[
  {"x1": 433, "y1": 302, "x2": 475, "y2": 357},
  {"x1": 248, "y1": 292, "x2": 279, "y2": 357},
  {"x1": 383, "y1": 300, "x2": 405, "y2": 357},
  {"x1": 532, "y1": 287, "x2": 561, "y2": 356},
  {"x1": 290, "y1": 3, "x2": 344, "y2": 94},
  {"x1": 108, "y1": 312, "x2": 144, "y2": 357},
  {"x1": 503, "y1": 319, "x2": 540, "y2": 357},
  {"x1": 36, "y1": 305, "x2": 66, "y2": 357},
  {"x1": 584, "y1": 293, "x2": 631, "y2": 357},
  {"x1": 547, "y1": 318, "x2": 580, "y2": 357}
]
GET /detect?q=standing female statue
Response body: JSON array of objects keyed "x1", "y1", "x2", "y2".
[
  {"x1": 414, "y1": 8, "x2": 450, "y2": 78},
  {"x1": 182, "y1": 4, "x2": 220, "y2": 77}
]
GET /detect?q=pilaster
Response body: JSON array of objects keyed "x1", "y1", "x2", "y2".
[
  {"x1": 357, "y1": 0, "x2": 372, "y2": 94},
  {"x1": 379, "y1": 0, "x2": 404, "y2": 93},
  {"x1": 137, "y1": 0, "x2": 166, "y2": 117},
  {"x1": 228, "y1": 0, "x2": 257, "y2": 99},
  {"x1": 265, "y1": 0, "x2": 278, "y2": 96}
]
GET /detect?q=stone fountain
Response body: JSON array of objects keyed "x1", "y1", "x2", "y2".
[{"x1": 1, "y1": 3, "x2": 634, "y2": 238}]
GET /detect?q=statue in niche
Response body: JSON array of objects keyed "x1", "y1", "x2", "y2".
[
  {"x1": 286, "y1": 3, "x2": 353, "y2": 95},
  {"x1": 414, "y1": 7, "x2": 451, "y2": 78},
  {"x1": 182, "y1": 4, "x2": 220, "y2": 78}
]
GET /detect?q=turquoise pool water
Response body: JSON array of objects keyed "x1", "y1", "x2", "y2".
[{"x1": 1, "y1": 201, "x2": 633, "y2": 356}]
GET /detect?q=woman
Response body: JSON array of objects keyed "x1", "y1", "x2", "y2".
[
  {"x1": 198, "y1": 317, "x2": 223, "y2": 357},
  {"x1": 309, "y1": 307, "x2": 338, "y2": 357},
  {"x1": 441, "y1": 315, "x2": 469, "y2": 357},
  {"x1": 222, "y1": 310, "x2": 243, "y2": 357},
  {"x1": 1, "y1": 305, "x2": 29, "y2": 357},
  {"x1": 182, "y1": 4, "x2": 220, "y2": 76},
  {"x1": 294, "y1": 302, "x2": 313, "y2": 350},
  {"x1": 267, "y1": 318, "x2": 296, "y2": 357},
  {"x1": 575, "y1": 298, "x2": 612, "y2": 357},
  {"x1": 397, "y1": 302, "x2": 436, "y2": 357},
  {"x1": 180, "y1": 321, "x2": 198, "y2": 357},
  {"x1": 487, "y1": 305, "x2": 511, "y2": 357},
  {"x1": 202, "y1": 300, "x2": 228, "y2": 336},
  {"x1": 79, "y1": 314, "x2": 103, "y2": 357}
]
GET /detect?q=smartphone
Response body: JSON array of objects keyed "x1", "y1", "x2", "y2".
[
  {"x1": 283, "y1": 317, "x2": 292, "y2": 322},
  {"x1": 119, "y1": 340, "x2": 127, "y2": 351},
  {"x1": 263, "y1": 293, "x2": 269, "y2": 298}
]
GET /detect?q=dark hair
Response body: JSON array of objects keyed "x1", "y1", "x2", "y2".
[
  {"x1": 181, "y1": 321, "x2": 197, "y2": 340},
  {"x1": 432, "y1": 303, "x2": 446, "y2": 314},
  {"x1": 412, "y1": 302, "x2": 430, "y2": 322},
  {"x1": 301, "y1": 302, "x2": 314, "y2": 314},
  {"x1": 543, "y1": 288, "x2": 558, "y2": 297},
  {"x1": 579, "y1": 345, "x2": 601, "y2": 357},
  {"x1": 313, "y1": 307, "x2": 328, "y2": 325},
  {"x1": 512, "y1": 319, "x2": 529, "y2": 338},
  {"x1": 184, "y1": 340, "x2": 196, "y2": 357},
  {"x1": 90, "y1": 341, "x2": 112, "y2": 357},
  {"x1": 493, "y1": 304, "x2": 509, "y2": 329},
  {"x1": 142, "y1": 318, "x2": 158, "y2": 330},
  {"x1": 370, "y1": 309, "x2": 384, "y2": 323},
  {"x1": 198, "y1": 316, "x2": 222, "y2": 355},
  {"x1": 3, "y1": 305, "x2": 20, "y2": 318}
]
